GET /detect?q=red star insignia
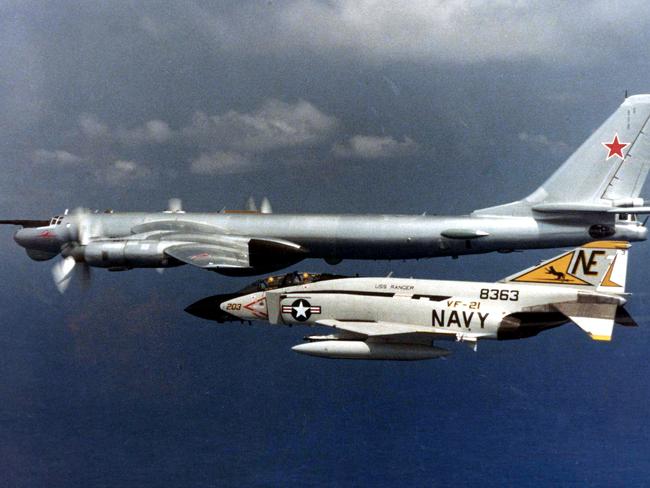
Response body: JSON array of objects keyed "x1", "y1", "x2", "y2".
[{"x1": 602, "y1": 133, "x2": 628, "y2": 160}]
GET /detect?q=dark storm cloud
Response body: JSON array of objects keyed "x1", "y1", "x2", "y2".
[
  {"x1": 2, "y1": 0, "x2": 650, "y2": 213},
  {"x1": 173, "y1": 0, "x2": 650, "y2": 64}
]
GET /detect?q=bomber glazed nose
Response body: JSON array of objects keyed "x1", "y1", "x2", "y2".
[
  {"x1": 13, "y1": 228, "x2": 31, "y2": 248},
  {"x1": 13, "y1": 227, "x2": 60, "y2": 251}
]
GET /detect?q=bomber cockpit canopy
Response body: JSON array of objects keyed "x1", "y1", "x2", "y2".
[{"x1": 49, "y1": 215, "x2": 64, "y2": 226}]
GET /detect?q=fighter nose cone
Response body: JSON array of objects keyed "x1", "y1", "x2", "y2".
[
  {"x1": 220, "y1": 292, "x2": 268, "y2": 321},
  {"x1": 184, "y1": 294, "x2": 240, "y2": 323}
]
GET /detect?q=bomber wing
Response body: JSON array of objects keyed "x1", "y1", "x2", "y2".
[{"x1": 126, "y1": 219, "x2": 307, "y2": 275}]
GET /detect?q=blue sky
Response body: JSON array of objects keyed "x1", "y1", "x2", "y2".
[{"x1": 2, "y1": 1, "x2": 650, "y2": 486}]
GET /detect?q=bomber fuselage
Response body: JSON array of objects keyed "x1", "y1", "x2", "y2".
[{"x1": 11, "y1": 211, "x2": 646, "y2": 268}]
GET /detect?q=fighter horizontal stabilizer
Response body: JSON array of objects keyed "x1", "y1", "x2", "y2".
[
  {"x1": 615, "y1": 306, "x2": 638, "y2": 327},
  {"x1": 569, "y1": 316, "x2": 615, "y2": 342}
]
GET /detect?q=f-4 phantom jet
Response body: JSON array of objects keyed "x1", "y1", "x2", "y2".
[
  {"x1": 4, "y1": 96, "x2": 650, "y2": 292},
  {"x1": 213, "y1": 241, "x2": 635, "y2": 360}
]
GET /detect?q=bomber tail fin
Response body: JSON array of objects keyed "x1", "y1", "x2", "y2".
[{"x1": 474, "y1": 95, "x2": 650, "y2": 216}]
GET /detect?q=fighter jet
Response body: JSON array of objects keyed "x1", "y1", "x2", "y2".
[
  {"x1": 213, "y1": 241, "x2": 635, "y2": 360},
  {"x1": 4, "y1": 95, "x2": 650, "y2": 292}
]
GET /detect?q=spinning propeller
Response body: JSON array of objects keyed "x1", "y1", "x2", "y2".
[{"x1": 51, "y1": 209, "x2": 96, "y2": 293}]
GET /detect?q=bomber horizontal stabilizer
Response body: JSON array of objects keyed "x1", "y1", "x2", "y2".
[{"x1": 531, "y1": 203, "x2": 650, "y2": 214}]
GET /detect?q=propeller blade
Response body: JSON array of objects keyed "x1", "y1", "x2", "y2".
[
  {"x1": 52, "y1": 256, "x2": 77, "y2": 293},
  {"x1": 260, "y1": 197, "x2": 272, "y2": 214},
  {"x1": 77, "y1": 263, "x2": 91, "y2": 291}
]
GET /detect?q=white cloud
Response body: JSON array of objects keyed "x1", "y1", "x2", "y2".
[
  {"x1": 32, "y1": 149, "x2": 83, "y2": 165},
  {"x1": 113, "y1": 160, "x2": 138, "y2": 173},
  {"x1": 333, "y1": 135, "x2": 418, "y2": 159},
  {"x1": 115, "y1": 119, "x2": 173, "y2": 145},
  {"x1": 80, "y1": 115, "x2": 172, "y2": 145},
  {"x1": 182, "y1": 99, "x2": 337, "y2": 152},
  {"x1": 518, "y1": 131, "x2": 568, "y2": 152},
  {"x1": 77, "y1": 100, "x2": 334, "y2": 153},
  {"x1": 103, "y1": 160, "x2": 151, "y2": 185},
  {"x1": 190, "y1": 151, "x2": 254, "y2": 175},
  {"x1": 79, "y1": 114, "x2": 109, "y2": 138},
  {"x1": 191, "y1": 0, "x2": 650, "y2": 64}
]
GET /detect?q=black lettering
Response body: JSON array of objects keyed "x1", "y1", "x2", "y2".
[
  {"x1": 571, "y1": 250, "x2": 605, "y2": 276},
  {"x1": 462, "y1": 311, "x2": 474, "y2": 328},
  {"x1": 448, "y1": 310, "x2": 460, "y2": 328},
  {"x1": 432, "y1": 309, "x2": 445, "y2": 327},
  {"x1": 477, "y1": 312, "x2": 489, "y2": 328}
]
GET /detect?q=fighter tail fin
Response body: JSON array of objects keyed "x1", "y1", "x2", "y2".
[
  {"x1": 501, "y1": 241, "x2": 630, "y2": 341},
  {"x1": 474, "y1": 95, "x2": 650, "y2": 216},
  {"x1": 501, "y1": 241, "x2": 629, "y2": 293}
]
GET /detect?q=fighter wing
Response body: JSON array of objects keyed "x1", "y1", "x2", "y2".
[
  {"x1": 315, "y1": 319, "x2": 491, "y2": 341},
  {"x1": 316, "y1": 319, "x2": 429, "y2": 337}
]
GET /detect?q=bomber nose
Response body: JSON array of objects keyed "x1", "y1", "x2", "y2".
[{"x1": 13, "y1": 228, "x2": 30, "y2": 248}]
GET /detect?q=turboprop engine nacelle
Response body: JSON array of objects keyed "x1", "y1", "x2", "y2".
[{"x1": 69, "y1": 241, "x2": 179, "y2": 269}]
